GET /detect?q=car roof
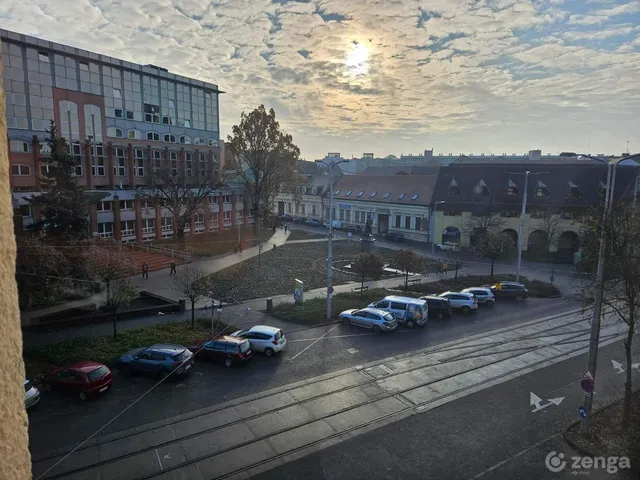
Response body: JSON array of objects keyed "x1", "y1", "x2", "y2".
[
  {"x1": 421, "y1": 295, "x2": 448, "y2": 301},
  {"x1": 498, "y1": 281, "x2": 525, "y2": 286},
  {"x1": 67, "y1": 361, "x2": 105, "y2": 373},
  {"x1": 214, "y1": 335, "x2": 247, "y2": 344},
  {"x1": 248, "y1": 325, "x2": 281, "y2": 335},
  {"x1": 379, "y1": 295, "x2": 426, "y2": 305},
  {"x1": 148, "y1": 344, "x2": 186, "y2": 354},
  {"x1": 440, "y1": 291, "x2": 473, "y2": 297},
  {"x1": 462, "y1": 287, "x2": 491, "y2": 292},
  {"x1": 359, "y1": 307, "x2": 390, "y2": 316}
]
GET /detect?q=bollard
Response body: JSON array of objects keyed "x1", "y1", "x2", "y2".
[
  {"x1": 266, "y1": 298, "x2": 273, "y2": 313},
  {"x1": 178, "y1": 299, "x2": 186, "y2": 313}
]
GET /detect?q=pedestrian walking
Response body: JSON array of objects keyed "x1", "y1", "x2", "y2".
[
  {"x1": 443, "y1": 262, "x2": 448, "y2": 275},
  {"x1": 285, "y1": 224, "x2": 288, "y2": 233},
  {"x1": 141, "y1": 262, "x2": 149, "y2": 279},
  {"x1": 170, "y1": 260, "x2": 177, "y2": 275},
  {"x1": 272, "y1": 225, "x2": 276, "y2": 233}
]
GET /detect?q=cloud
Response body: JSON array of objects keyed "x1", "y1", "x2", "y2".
[{"x1": 0, "y1": 0, "x2": 638, "y2": 158}]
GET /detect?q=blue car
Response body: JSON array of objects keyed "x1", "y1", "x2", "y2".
[
  {"x1": 116, "y1": 344, "x2": 194, "y2": 379},
  {"x1": 306, "y1": 218, "x2": 322, "y2": 227}
]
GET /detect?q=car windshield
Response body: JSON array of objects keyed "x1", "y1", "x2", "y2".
[
  {"x1": 239, "y1": 341, "x2": 251, "y2": 353},
  {"x1": 383, "y1": 313, "x2": 394, "y2": 322},
  {"x1": 172, "y1": 350, "x2": 191, "y2": 362},
  {"x1": 274, "y1": 330, "x2": 282, "y2": 341},
  {"x1": 87, "y1": 366, "x2": 109, "y2": 382}
]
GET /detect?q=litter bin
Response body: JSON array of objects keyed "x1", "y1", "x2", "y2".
[
  {"x1": 266, "y1": 298, "x2": 273, "y2": 313},
  {"x1": 178, "y1": 299, "x2": 186, "y2": 313}
]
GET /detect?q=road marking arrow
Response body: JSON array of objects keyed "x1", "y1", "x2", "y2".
[
  {"x1": 530, "y1": 392, "x2": 565, "y2": 412},
  {"x1": 612, "y1": 359, "x2": 625, "y2": 374},
  {"x1": 632, "y1": 363, "x2": 640, "y2": 370},
  {"x1": 164, "y1": 454, "x2": 171, "y2": 459}
]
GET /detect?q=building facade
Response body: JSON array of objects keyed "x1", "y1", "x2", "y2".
[{"x1": 2, "y1": 29, "x2": 250, "y2": 242}]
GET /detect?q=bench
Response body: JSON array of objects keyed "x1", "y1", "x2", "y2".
[
  {"x1": 352, "y1": 285, "x2": 369, "y2": 293},
  {"x1": 407, "y1": 278, "x2": 422, "y2": 285}
]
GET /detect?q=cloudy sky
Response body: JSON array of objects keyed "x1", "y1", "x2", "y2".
[{"x1": 1, "y1": 0, "x2": 639, "y2": 159}]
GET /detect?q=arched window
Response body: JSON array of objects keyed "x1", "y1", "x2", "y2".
[
  {"x1": 208, "y1": 138, "x2": 218, "y2": 147},
  {"x1": 164, "y1": 133, "x2": 176, "y2": 143},
  {"x1": 194, "y1": 137, "x2": 204, "y2": 146},
  {"x1": 179, "y1": 135, "x2": 191, "y2": 144},
  {"x1": 11, "y1": 164, "x2": 31, "y2": 176},
  {"x1": 108, "y1": 127, "x2": 124, "y2": 138},
  {"x1": 147, "y1": 132, "x2": 160, "y2": 141},
  {"x1": 128, "y1": 129, "x2": 142, "y2": 140},
  {"x1": 84, "y1": 104, "x2": 103, "y2": 142},
  {"x1": 59, "y1": 100, "x2": 79, "y2": 140}
]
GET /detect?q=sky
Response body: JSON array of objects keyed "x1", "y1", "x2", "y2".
[{"x1": 1, "y1": 0, "x2": 639, "y2": 160}]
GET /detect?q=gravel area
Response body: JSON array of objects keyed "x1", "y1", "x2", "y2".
[{"x1": 208, "y1": 242, "x2": 398, "y2": 301}]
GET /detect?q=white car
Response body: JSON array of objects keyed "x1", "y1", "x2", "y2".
[
  {"x1": 462, "y1": 287, "x2": 495, "y2": 306},
  {"x1": 25, "y1": 379, "x2": 40, "y2": 410},
  {"x1": 438, "y1": 291, "x2": 478, "y2": 313},
  {"x1": 436, "y1": 242, "x2": 460, "y2": 252},
  {"x1": 230, "y1": 325, "x2": 287, "y2": 357}
]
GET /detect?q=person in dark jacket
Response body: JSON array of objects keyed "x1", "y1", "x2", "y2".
[
  {"x1": 170, "y1": 261, "x2": 177, "y2": 275},
  {"x1": 142, "y1": 263, "x2": 149, "y2": 279}
]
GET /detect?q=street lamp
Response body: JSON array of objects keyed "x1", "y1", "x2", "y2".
[
  {"x1": 317, "y1": 159, "x2": 349, "y2": 322},
  {"x1": 431, "y1": 201, "x2": 445, "y2": 255},
  {"x1": 576, "y1": 153, "x2": 640, "y2": 435}
]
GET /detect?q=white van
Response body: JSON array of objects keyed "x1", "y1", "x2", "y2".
[{"x1": 367, "y1": 296, "x2": 428, "y2": 328}]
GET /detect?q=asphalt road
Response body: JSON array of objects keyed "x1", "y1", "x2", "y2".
[{"x1": 27, "y1": 296, "x2": 578, "y2": 454}]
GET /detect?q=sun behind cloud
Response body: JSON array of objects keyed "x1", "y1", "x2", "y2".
[{"x1": 345, "y1": 40, "x2": 369, "y2": 76}]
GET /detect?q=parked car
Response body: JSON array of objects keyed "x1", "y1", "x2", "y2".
[
  {"x1": 230, "y1": 325, "x2": 287, "y2": 357},
  {"x1": 43, "y1": 361, "x2": 112, "y2": 401},
  {"x1": 306, "y1": 218, "x2": 322, "y2": 227},
  {"x1": 279, "y1": 214, "x2": 293, "y2": 222},
  {"x1": 187, "y1": 336, "x2": 253, "y2": 367},
  {"x1": 461, "y1": 287, "x2": 496, "y2": 307},
  {"x1": 490, "y1": 282, "x2": 529, "y2": 302},
  {"x1": 292, "y1": 216, "x2": 308, "y2": 223},
  {"x1": 420, "y1": 296, "x2": 453, "y2": 319},
  {"x1": 339, "y1": 308, "x2": 398, "y2": 333},
  {"x1": 435, "y1": 242, "x2": 460, "y2": 252},
  {"x1": 324, "y1": 220, "x2": 342, "y2": 229},
  {"x1": 342, "y1": 224, "x2": 362, "y2": 233},
  {"x1": 438, "y1": 291, "x2": 478, "y2": 313},
  {"x1": 367, "y1": 296, "x2": 429, "y2": 328},
  {"x1": 116, "y1": 344, "x2": 194, "y2": 378},
  {"x1": 24, "y1": 380, "x2": 40, "y2": 410},
  {"x1": 383, "y1": 231, "x2": 405, "y2": 242}
]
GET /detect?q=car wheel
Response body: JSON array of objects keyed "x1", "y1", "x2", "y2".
[
  {"x1": 265, "y1": 348, "x2": 275, "y2": 357},
  {"x1": 373, "y1": 325, "x2": 382, "y2": 334},
  {"x1": 515, "y1": 295, "x2": 523, "y2": 302},
  {"x1": 461, "y1": 306, "x2": 471, "y2": 314},
  {"x1": 224, "y1": 357, "x2": 233, "y2": 368},
  {"x1": 436, "y1": 312, "x2": 445, "y2": 320},
  {"x1": 406, "y1": 320, "x2": 415, "y2": 329},
  {"x1": 79, "y1": 391, "x2": 88, "y2": 401},
  {"x1": 485, "y1": 300, "x2": 494, "y2": 307}
]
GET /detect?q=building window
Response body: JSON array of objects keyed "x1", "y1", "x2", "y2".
[
  {"x1": 535, "y1": 180, "x2": 550, "y2": 197},
  {"x1": 370, "y1": 192, "x2": 377, "y2": 198},
  {"x1": 411, "y1": 194, "x2": 419, "y2": 200},
  {"x1": 146, "y1": 132, "x2": 160, "y2": 141},
  {"x1": 179, "y1": 135, "x2": 191, "y2": 144},
  {"x1": 114, "y1": 147, "x2": 126, "y2": 176},
  {"x1": 170, "y1": 151, "x2": 178, "y2": 176},
  {"x1": 10, "y1": 140, "x2": 31, "y2": 153},
  {"x1": 339, "y1": 209, "x2": 345, "y2": 220},
  {"x1": 18, "y1": 205, "x2": 32, "y2": 218},
  {"x1": 120, "y1": 220, "x2": 135, "y2": 237},
  {"x1": 345, "y1": 190, "x2": 352, "y2": 196},
  {"x1": 98, "y1": 222, "x2": 114, "y2": 238},
  {"x1": 128, "y1": 129, "x2": 142, "y2": 140},
  {"x1": 185, "y1": 152, "x2": 192, "y2": 175},
  {"x1": 415, "y1": 217, "x2": 421, "y2": 230},
  {"x1": 398, "y1": 193, "x2": 406, "y2": 199},
  {"x1": 208, "y1": 138, "x2": 218, "y2": 147},
  {"x1": 97, "y1": 201, "x2": 112, "y2": 212},
  {"x1": 119, "y1": 200, "x2": 134, "y2": 210},
  {"x1": 345, "y1": 209, "x2": 350, "y2": 221},
  {"x1": 11, "y1": 164, "x2": 31, "y2": 176},
  {"x1": 144, "y1": 103, "x2": 160, "y2": 123},
  {"x1": 194, "y1": 137, "x2": 205, "y2": 146},
  {"x1": 39, "y1": 143, "x2": 51, "y2": 155},
  {"x1": 223, "y1": 211, "x2": 232, "y2": 223},
  {"x1": 108, "y1": 127, "x2": 124, "y2": 138},
  {"x1": 69, "y1": 142, "x2": 83, "y2": 176},
  {"x1": 312, "y1": 205, "x2": 316, "y2": 216},
  {"x1": 91, "y1": 144, "x2": 105, "y2": 176},
  {"x1": 566, "y1": 181, "x2": 583, "y2": 200},
  {"x1": 505, "y1": 179, "x2": 518, "y2": 196},
  {"x1": 199, "y1": 153, "x2": 206, "y2": 177},
  {"x1": 335, "y1": 190, "x2": 341, "y2": 195},
  {"x1": 404, "y1": 216, "x2": 411, "y2": 229},
  {"x1": 395, "y1": 215, "x2": 401, "y2": 228},
  {"x1": 161, "y1": 216, "x2": 172, "y2": 231},
  {"x1": 357, "y1": 191, "x2": 364, "y2": 197},
  {"x1": 59, "y1": 100, "x2": 80, "y2": 140},
  {"x1": 152, "y1": 150, "x2": 162, "y2": 169},
  {"x1": 113, "y1": 88, "x2": 122, "y2": 99},
  {"x1": 301, "y1": 204, "x2": 306, "y2": 215},
  {"x1": 210, "y1": 195, "x2": 218, "y2": 204},
  {"x1": 114, "y1": 109, "x2": 123, "y2": 119},
  {"x1": 84, "y1": 105, "x2": 103, "y2": 142},
  {"x1": 383, "y1": 192, "x2": 390, "y2": 198},
  {"x1": 164, "y1": 134, "x2": 176, "y2": 143},
  {"x1": 134, "y1": 149, "x2": 145, "y2": 176},
  {"x1": 141, "y1": 218, "x2": 155, "y2": 234},
  {"x1": 38, "y1": 51, "x2": 49, "y2": 62},
  {"x1": 474, "y1": 179, "x2": 490, "y2": 196},
  {"x1": 448, "y1": 178, "x2": 461, "y2": 196},
  {"x1": 287, "y1": 202, "x2": 291, "y2": 213},
  {"x1": 223, "y1": 195, "x2": 231, "y2": 204}
]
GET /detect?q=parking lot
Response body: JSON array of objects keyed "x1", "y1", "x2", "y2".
[{"x1": 28, "y1": 295, "x2": 578, "y2": 455}]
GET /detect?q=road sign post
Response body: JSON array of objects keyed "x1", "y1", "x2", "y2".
[{"x1": 578, "y1": 405, "x2": 588, "y2": 419}]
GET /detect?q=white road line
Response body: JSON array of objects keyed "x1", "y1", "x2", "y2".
[
  {"x1": 289, "y1": 324, "x2": 339, "y2": 361},
  {"x1": 288, "y1": 329, "x2": 413, "y2": 343},
  {"x1": 155, "y1": 449, "x2": 163, "y2": 471},
  {"x1": 379, "y1": 364, "x2": 394, "y2": 374},
  {"x1": 466, "y1": 433, "x2": 560, "y2": 479}
]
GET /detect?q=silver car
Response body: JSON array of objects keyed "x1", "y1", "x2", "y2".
[
  {"x1": 230, "y1": 325, "x2": 287, "y2": 357},
  {"x1": 461, "y1": 287, "x2": 496, "y2": 307},
  {"x1": 438, "y1": 291, "x2": 478, "y2": 314},
  {"x1": 339, "y1": 307, "x2": 398, "y2": 333},
  {"x1": 25, "y1": 379, "x2": 40, "y2": 410}
]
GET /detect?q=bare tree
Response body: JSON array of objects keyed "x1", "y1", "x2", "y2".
[
  {"x1": 105, "y1": 279, "x2": 139, "y2": 340},
  {"x1": 173, "y1": 267, "x2": 214, "y2": 328},
  {"x1": 465, "y1": 207, "x2": 505, "y2": 246},
  {"x1": 394, "y1": 249, "x2": 418, "y2": 291},
  {"x1": 448, "y1": 248, "x2": 472, "y2": 281},
  {"x1": 534, "y1": 209, "x2": 563, "y2": 253},
  {"x1": 142, "y1": 161, "x2": 219, "y2": 240},
  {"x1": 225, "y1": 105, "x2": 300, "y2": 229},
  {"x1": 351, "y1": 252, "x2": 385, "y2": 294},
  {"x1": 578, "y1": 200, "x2": 640, "y2": 430},
  {"x1": 473, "y1": 232, "x2": 516, "y2": 278}
]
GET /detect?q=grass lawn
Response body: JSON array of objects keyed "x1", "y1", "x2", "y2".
[
  {"x1": 399, "y1": 274, "x2": 561, "y2": 298},
  {"x1": 286, "y1": 229, "x2": 327, "y2": 241},
  {"x1": 151, "y1": 228, "x2": 273, "y2": 257},
  {"x1": 269, "y1": 288, "x2": 413, "y2": 325},
  {"x1": 23, "y1": 318, "x2": 235, "y2": 376}
]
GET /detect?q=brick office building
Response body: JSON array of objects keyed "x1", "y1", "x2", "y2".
[{"x1": 2, "y1": 29, "x2": 251, "y2": 242}]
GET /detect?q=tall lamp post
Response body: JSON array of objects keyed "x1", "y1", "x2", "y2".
[
  {"x1": 576, "y1": 153, "x2": 640, "y2": 435},
  {"x1": 317, "y1": 159, "x2": 349, "y2": 321},
  {"x1": 431, "y1": 201, "x2": 445, "y2": 255}
]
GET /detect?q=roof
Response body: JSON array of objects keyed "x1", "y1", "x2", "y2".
[
  {"x1": 67, "y1": 361, "x2": 105, "y2": 373},
  {"x1": 430, "y1": 162, "x2": 639, "y2": 208},
  {"x1": 148, "y1": 344, "x2": 187, "y2": 354},
  {"x1": 379, "y1": 295, "x2": 427, "y2": 304},
  {"x1": 296, "y1": 160, "x2": 322, "y2": 176},
  {"x1": 331, "y1": 174, "x2": 438, "y2": 206},
  {"x1": 248, "y1": 325, "x2": 281, "y2": 334},
  {"x1": 361, "y1": 165, "x2": 441, "y2": 176}
]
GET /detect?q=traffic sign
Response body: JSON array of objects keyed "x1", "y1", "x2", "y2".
[
  {"x1": 581, "y1": 377, "x2": 595, "y2": 394},
  {"x1": 578, "y1": 405, "x2": 588, "y2": 419}
]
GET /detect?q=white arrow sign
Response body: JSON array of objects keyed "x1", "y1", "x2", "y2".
[
  {"x1": 530, "y1": 392, "x2": 565, "y2": 412},
  {"x1": 632, "y1": 363, "x2": 640, "y2": 370},
  {"x1": 164, "y1": 453, "x2": 171, "y2": 459},
  {"x1": 612, "y1": 359, "x2": 625, "y2": 374}
]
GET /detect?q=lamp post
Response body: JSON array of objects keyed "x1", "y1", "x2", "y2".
[
  {"x1": 431, "y1": 201, "x2": 445, "y2": 255},
  {"x1": 317, "y1": 159, "x2": 349, "y2": 322},
  {"x1": 576, "y1": 153, "x2": 640, "y2": 435}
]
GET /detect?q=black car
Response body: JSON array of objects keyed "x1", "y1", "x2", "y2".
[
  {"x1": 421, "y1": 296, "x2": 453, "y2": 319},
  {"x1": 384, "y1": 231, "x2": 405, "y2": 242},
  {"x1": 489, "y1": 282, "x2": 528, "y2": 302},
  {"x1": 279, "y1": 214, "x2": 293, "y2": 222},
  {"x1": 342, "y1": 224, "x2": 362, "y2": 233}
]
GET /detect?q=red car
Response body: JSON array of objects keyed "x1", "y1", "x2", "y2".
[{"x1": 43, "y1": 361, "x2": 112, "y2": 401}]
